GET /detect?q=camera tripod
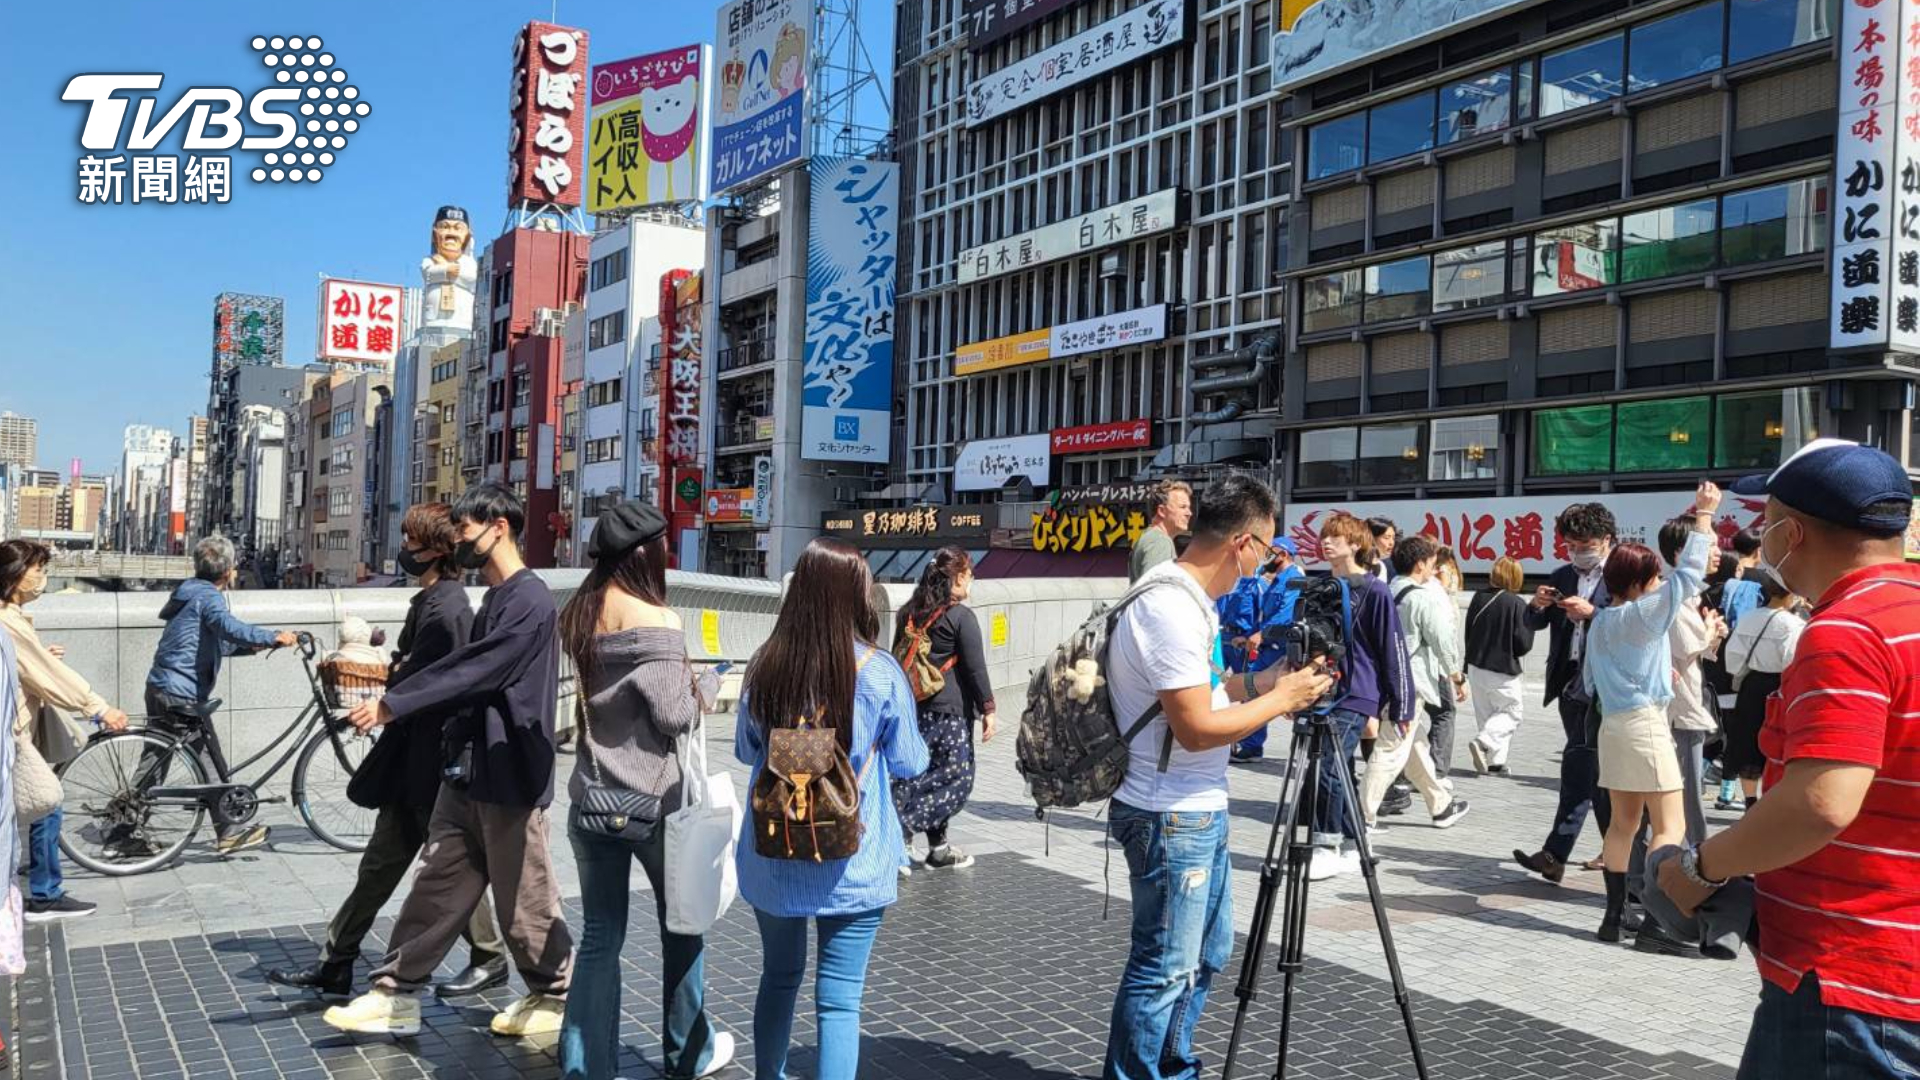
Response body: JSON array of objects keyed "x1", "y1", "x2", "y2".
[{"x1": 1221, "y1": 708, "x2": 1431, "y2": 1080}]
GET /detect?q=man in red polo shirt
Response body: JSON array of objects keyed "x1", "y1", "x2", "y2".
[{"x1": 1658, "y1": 439, "x2": 1920, "y2": 1078}]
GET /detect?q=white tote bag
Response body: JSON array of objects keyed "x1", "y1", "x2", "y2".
[{"x1": 664, "y1": 714, "x2": 740, "y2": 936}]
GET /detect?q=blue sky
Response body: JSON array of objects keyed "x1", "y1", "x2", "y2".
[{"x1": 0, "y1": 0, "x2": 892, "y2": 476}]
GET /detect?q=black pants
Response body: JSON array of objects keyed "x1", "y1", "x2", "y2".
[
  {"x1": 325, "y1": 803, "x2": 503, "y2": 967},
  {"x1": 139, "y1": 687, "x2": 237, "y2": 837},
  {"x1": 1542, "y1": 694, "x2": 1611, "y2": 864},
  {"x1": 1426, "y1": 677, "x2": 1458, "y2": 779}
]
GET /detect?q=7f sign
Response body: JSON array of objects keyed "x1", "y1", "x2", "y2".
[{"x1": 319, "y1": 279, "x2": 403, "y2": 367}]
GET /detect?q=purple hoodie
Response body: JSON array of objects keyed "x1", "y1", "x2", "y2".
[{"x1": 1337, "y1": 573, "x2": 1413, "y2": 724}]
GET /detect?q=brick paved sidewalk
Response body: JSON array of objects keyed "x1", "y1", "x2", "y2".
[{"x1": 25, "y1": 678, "x2": 1762, "y2": 1078}]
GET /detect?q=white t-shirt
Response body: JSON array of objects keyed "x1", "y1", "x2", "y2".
[{"x1": 1108, "y1": 560, "x2": 1232, "y2": 812}]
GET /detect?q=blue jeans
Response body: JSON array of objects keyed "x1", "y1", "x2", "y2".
[
  {"x1": 1311, "y1": 708, "x2": 1367, "y2": 848},
  {"x1": 28, "y1": 808, "x2": 64, "y2": 901},
  {"x1": 1103, "y1": 801, "x2": 1233, "y2": 1080},
  {"x1": 1738, "y1": 974, "x2": 1920, "y2": 1079},
  {"x1": 559, "y1": 809, "x2": 717, "y2": 1080},
  {"x1": 753, "y1": 906, "x2": 885, "y2": 1080}
]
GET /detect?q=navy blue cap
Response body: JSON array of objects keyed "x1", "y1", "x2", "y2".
[{"x1": 1729, "y1": 439, "x2": 1913, "y2": 532}]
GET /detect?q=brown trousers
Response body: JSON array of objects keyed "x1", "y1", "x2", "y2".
[{"x1": 371, "y1": 784, "x2": 573, "y2": 995}]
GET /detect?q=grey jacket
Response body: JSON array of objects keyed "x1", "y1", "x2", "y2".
[{"x1": 570, "y1": 626, "x2": 701, "y2": 815}]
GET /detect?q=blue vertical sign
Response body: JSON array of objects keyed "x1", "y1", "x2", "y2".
[{"x1": 802, "y1": 157, "x2": 897, "y2": 463}]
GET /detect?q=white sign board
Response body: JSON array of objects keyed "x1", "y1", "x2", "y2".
[
  {"x1": 752, "y1": 455, "x2": 773, "y2": 525},
  {"x1": 1282, "y1": 491, "x2": 1769, "y2": 577},
  {"x1": 1274, "y1": 0, "x2": 1547, "y2": 91},
  {"x1": 710, "y1": 0, "x2": 809, "y2": 194},
  {"x1": 1052, "y1": 304, "x2": 1169, "y2": 358},
  {"x1": 318, "y1": 278, "x2": 405, "y2": 367},
  {"x1": 966, "y1": 0, "x2": 1187, "y2": 126},
  {"x1": 958, "y1": 188, "x2": 1179, "y2": 284},
  {"x1": 1891, "y1": 0, "x2": 1920, "y2": 351},
  {"x1": 1832, "y1": 0, "x2": 1905, "y2": 350},
  {"x1": 954, "y1": 433, "x2": 1052, "y2": 492}
]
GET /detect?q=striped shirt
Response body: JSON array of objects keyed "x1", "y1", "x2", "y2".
[
  {"x1": 733, "y1": 645, "x2": 930, "y2": 918},
  {"x1": 1756, "y1": 563, "x2": 1920, "y2": 1021}
]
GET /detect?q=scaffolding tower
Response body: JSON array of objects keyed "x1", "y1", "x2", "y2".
[{"x1": 810, "y1": 0, "x2": 894, "y2": 160}]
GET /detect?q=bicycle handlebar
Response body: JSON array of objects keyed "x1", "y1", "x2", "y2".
[{"x1": 295, "y1": 630, "x2": 318, "y2": 660}]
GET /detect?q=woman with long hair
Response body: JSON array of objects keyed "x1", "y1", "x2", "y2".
[
  {"x1": 735, "y1": 538, "x2": 928, "y2": 1080},
  {"x1": 891, "y1": 547, "x2": 995, "y2": 872},
  {"x1": 1464, "y1": 556, "x2": 1536, "y2": 776},
  {"x1": 1723, "y1": 575, "x2": 1806, "y2": 810},
  {"x1": 1582, "y1": 481, "x2": 1720, "y2": 942},
  {"x1": 556, "y1": 501, "x2": 733, "y2": 1080}
]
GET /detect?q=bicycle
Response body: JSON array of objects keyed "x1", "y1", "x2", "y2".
[{"x1": 56, "y1": 631, "x2": 380, "y2": 876}]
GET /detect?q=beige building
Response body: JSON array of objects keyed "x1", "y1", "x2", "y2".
[
  {"x1": 295, "y1": 369, "x2": 392, "y2": 586},
  {"x1": 0, "y1": 412, "x2": 35, "y2": 470},
  {"x1": 413, "y1": 339, "x2": 465, "y2": 507}
]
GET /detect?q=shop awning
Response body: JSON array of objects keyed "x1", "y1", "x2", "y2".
[{"x1": 974, "y1": 549, "x2": 1130, "y2": 579}]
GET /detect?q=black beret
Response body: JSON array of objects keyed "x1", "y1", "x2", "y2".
[{"x1": 590, "y1": 500, "x2": 668, "y2": 561}]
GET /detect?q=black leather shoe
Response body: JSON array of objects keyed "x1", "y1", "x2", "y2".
[
  {"x1": 1620, "y1": 905, "x2": 1646, "y2": 934},
  {"x1": 267, "y1": 958, "x2": 353, "y2": 998},
  {"x1": 1513, "y1": 848, "x2": 1566, "y2": 884},
  {"x1": 435, "y1": 957, "x2": 509, "y2": 998},
  {"x1": 1633, "y1": 921, "x2": 1700, "y2": 957}
]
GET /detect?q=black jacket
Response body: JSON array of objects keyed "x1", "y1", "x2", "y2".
[
  {"x1": 1523, "y1": 563, "x2": 1611, "y2": 706},
  {"x1": 347, "y1": 578, "x2": 475, "y2": 810},
  {"x1": 914, "y1": 604, "x2": 995, "y2": 720},
  {"x1": 381, "y1": 569, "x2": 560, "y2": 808},
  {"x1": 1464, "y1": 589, "x2": 1535, "y2": 678}
]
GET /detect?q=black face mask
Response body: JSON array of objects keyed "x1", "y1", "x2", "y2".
[
  {"x1": 452, "y1": 529, "x2": 500, "y2": 571},
  {"x1": 397, "y1": 547, "x2": 436, "y2": 578}
]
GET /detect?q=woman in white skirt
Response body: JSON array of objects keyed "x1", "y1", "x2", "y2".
[
  {"x1": 1463, "y1": 556, "x2": 1536, "y2": 775},
  {"x1": 1580, "y1": 481, "x2": 1721, "y2": 942}
]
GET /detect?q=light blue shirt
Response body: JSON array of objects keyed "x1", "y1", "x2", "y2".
[
  {"x1": 0, "y1": 631, "x2": 19, "y2": 882},
  {"x1": 734, "y1": 646, "x2": 930, "y2": 918},
  {"x1": 1583, "y1": 530, "x2": 1713, "y2": 715}
]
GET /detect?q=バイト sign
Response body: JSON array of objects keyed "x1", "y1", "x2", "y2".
[
  {"x1": 954, "y1": 433, "x2": 1051, "y2": 491},
  {"x1": 802, "y1": 157, "x2": 898, "y2": 463},
  {"x1": 711, "y1": 0, "x2": 810, "y2": 194},
  {"x1": 958, "y1": 188, "x2": 1179, "y2": 283},
  {"x1": 318, "y1": 279, "x2": 403, "y2": 367},
  {"x1": 1052, "y1": 418, "x2": 1152, "y2": 456},
  {"x1": 508, "y1": 22, "x2": 590, "y2": 208},
  {"x1": 966, "y1": 0, "x2": 1187, "y2": 126},
  {"x1": 588, "y1": 45, "x2": 707, "y2": 210}
]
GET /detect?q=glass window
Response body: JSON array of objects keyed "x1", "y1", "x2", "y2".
[
  {"x1": 1364, "y1": 255, "x2": 1432, "y2": 323},
  {"x1": 1721, "y1": 177, "x2": 1829, "y2": 266},
  {"x1": 1298, "y1": 426, "x2": 1358, "y2": 487},
  {"x1": 1620, "y1": 198, "x2": 1719, "y2": 281},
  {"x1": 1728, "y1": 0, "x2": 1837, "y2": 65},
  {"x1": 1540, "y1": 34, "x2": 1624, "y2": 116},
  {"x1": 1368, "y1": 92, "x2": 1436, "y2": 164},
  {"x1": 1533, "y1": 404, "x2": 1615, "y2": 475},
  {"x1": 1517, "y1": 60, "x2": 1537, "y2": 122},
  {"x1": 1628, "y1": 3, "x2": 1726, "y2": 92},
  {"x1": 1308, "y1": 112, "x2": 1366, "y2": 180},
  {"x1": 1303, "y1": 269, "x2": 1364, "y2": 332},
  {"x1": 1358, "y1": 424, "x2": 1424, "y2": 485},
  {"x1": 1531, "y1": 219, "x2": 1619, "y2": 295},
  {"x1": 1441, "y1": 69, "x2": 1513, "y2": 143},
  {"x1": 1616, "y1": 397, "x2": 1711, "y2": 472},
  {"x1": 1432, "y1": 242, "x2": 1508, "y2": 312},
  {"x1": 1430, "y1": 415, "x2": 1500, "y2": 481},
  {"x1": 1714, "y1": 388, "x2": 1820, "y2": 468}
]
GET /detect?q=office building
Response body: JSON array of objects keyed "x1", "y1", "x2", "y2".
[{"x1": 0, "y1": 413, "x2": 36, "y2": 470}]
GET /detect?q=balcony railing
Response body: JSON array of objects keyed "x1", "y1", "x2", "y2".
[
  {"x1": 715, "y1": 416, "x2": 773, "y2": 451},
  {"x1": 716, "y1": 339, "x2": 773, "y2": 373}
]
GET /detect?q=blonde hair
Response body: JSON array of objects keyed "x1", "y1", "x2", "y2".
[
  {"x1": 1319, "y1": 513, "x2": 1375, "y2": 562},
  {"x1": 1435, "y1": 546, "x2": 1462, "y2": 593},
  {"x1": 1488, "y1": 556, "x2": 1524, "y2": 593}
]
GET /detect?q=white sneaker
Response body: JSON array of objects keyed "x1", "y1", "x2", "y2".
[
  {"x1": 697, "y1": 1031, "x2": 736, "y2": 1078},
  {"x1": 1468, "y1": 740, "x2": 1490, "y2": 775},
  {"x1": 1341, "y1": 847, "x2": 1365, "y2": 874},
  {"x1": 898, "y1": 864, "x2": 913, "y2": 879},
  {"x1": 1307, "y1": 846, "x2": 1347, "y2": 882},
  {"x1": 1364, "y1": 822, "x2": 1384, "y2": 839},
  {"x1": 490, "y1": 992, "x2": 565, "y2": 1037},
  {"x1": 323, "y1": 989, "x2": 421, "y2": 1036}
]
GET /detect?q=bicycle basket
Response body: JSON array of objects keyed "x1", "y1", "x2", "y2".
[{"x1": 319, "y1": 659, "x2": 389, "y2": 709}]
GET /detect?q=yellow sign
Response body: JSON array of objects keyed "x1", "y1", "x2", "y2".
[
  {"x1": 1032, "y1": 505, "x2": 1147, "y2": 553},
  {"x1": 587, "y1": 46, "x2": 706, "y2": 212},
  {"x1": 700, "y1": 609, "x2": 723, "y2": 656},
  {"x1": 955, "y1": 328, "x2": 1051, "y2": 376},
  {"x1": 1280, "y1": 0, "x2": 1313, "y2": 29},
  {"x1": 990, "y1": 611, "x2": 1009, "y2": 649}
]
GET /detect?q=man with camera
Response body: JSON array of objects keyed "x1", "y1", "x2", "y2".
[
  {"x1": 1102, "y1": 475, "x2": 1333, "y2": 1080},
  {"x1": 1514, "y1": 503, "x2": 1617, "y2": 883}
]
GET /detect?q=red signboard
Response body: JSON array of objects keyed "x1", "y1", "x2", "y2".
[
  {"x1": 318, "y1": 278, "x2": 404, "y2": 367},
  {"x1": 706, "y1": 487, "x2": 752, "y2": 523},
  {"x1": 1052, "y1": 418, "x2": 1152, "y2": 456},
  {"x1": 509, "y1": 21, "x2": 590, "y2": 208}
]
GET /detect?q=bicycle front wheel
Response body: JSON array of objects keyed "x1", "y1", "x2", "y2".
[
  {"x1": 293, "y1": 723, "x2": 377, "y2": 852},
  {"x1": 57, "y1": 731, "x2": 207, "y2": 876}
]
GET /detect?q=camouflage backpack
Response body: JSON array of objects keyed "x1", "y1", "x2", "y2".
[{"x1": 1016, "y1": 579, "x2": 1183, "y2": 811}]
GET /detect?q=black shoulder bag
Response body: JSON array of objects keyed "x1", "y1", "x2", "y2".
[{"x1": 575, "y1": 693, "x2": 662, "y2": 842}]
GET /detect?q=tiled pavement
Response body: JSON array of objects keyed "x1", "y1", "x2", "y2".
[{"x1": 23, "y1": 676, "x2": 1761, "y2": 1079}]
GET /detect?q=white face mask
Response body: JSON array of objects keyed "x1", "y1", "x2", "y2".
[
  {"x1": 1756, "y1": 518, "x2": 1798, "y2": 594},
  {"x1": 1571, "y1": 548, "x2": 1605, "y2": 572}
]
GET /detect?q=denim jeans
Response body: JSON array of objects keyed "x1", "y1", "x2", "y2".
[
  {"x1": 1738, "y1": 975, "x2": 1920, "y2": 1079},
  {"x1": 1311, "y1": 708, "x2": 1367, "y2": 848},
  {"x1": 752, "y1": 906, "x2": 885, "y2": 1080},
  {"x1": 27, "y1": 808, "x2": 63, "y2": 901},
  {"x1": 1103, "y1": 800, "x2": 1234, "y2": 1080},
  {"x1": 560, "y1": 809, "x2": 717, "y2": 1080}
]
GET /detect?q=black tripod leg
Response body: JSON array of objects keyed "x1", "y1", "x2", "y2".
[
  {"x1": 1223, "y1": 723, "x2": 1313, "y2": 1080},
  {"x1": 1270, "y1": 720, "x2": 1324, "y2": 1080},
  {"x1": 1334, "y1": 740, "x2": 1433, "y2": 1080}
]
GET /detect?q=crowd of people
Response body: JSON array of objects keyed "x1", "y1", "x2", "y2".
[{"x1": 1, "y1": 440, "x2": 1915, "y2": 1079}]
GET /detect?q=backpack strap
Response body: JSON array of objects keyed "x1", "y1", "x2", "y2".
[{"x1": 1109, "y1": 577, "x2": 1203, "y2": 774}]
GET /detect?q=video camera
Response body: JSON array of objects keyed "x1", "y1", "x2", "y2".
[{"x1": 1281, "y1": 574, "x2": 1359, "y2": 713}]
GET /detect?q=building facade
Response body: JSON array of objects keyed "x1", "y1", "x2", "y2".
[
  {"x1": 293, "y1": 371, "x2": 392, "y2": 586},
  {"x1": 1265, "y1": 0, "x2": 1911, "y2": 567},
  {"x1": 0, "y1": 412, "x2": 36, "y2": 470},
  {"x1": 116, "y1": 424, "x2": 173, "y2": 553},
  {"x1": 204, "y1": 362, "x2": 312, "y2": 541},
  {"x1": 411, "y1": 339, "x2": 465, "y2": 509},
  {"x1": 235, "y1": 405, "x2": 288, "y2": 581}
]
